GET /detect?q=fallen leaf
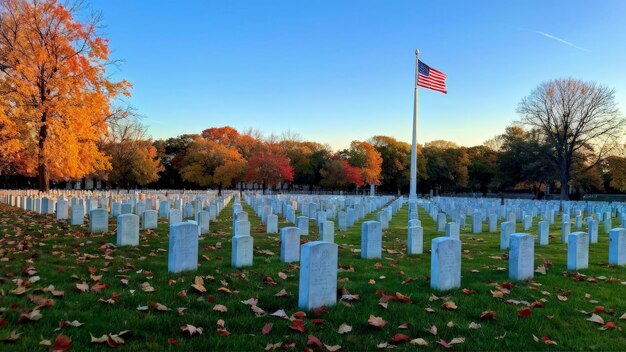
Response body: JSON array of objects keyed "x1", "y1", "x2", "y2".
[
  {"x1": 337, "y1": 323, "x2": 352, "y2": 334},
  {"x1": 262, "y1": 323, "x2": 273, "y2": 335},
  {"x1": 368, "y1": 315, "x2": 387, "y2": 328},
  {"x1": 410, "y1": 338, "x2": 428, "y2": 346},
  {"x1": 469, "y1": 322, "x2": 481, "y2": 329},
  {"x1": 213, "y1": 304, "x2": 228, "y2": 313},
  {"x1": 518, "y1": 307, "x2": 532, "y2": 318},
  {"x1": 307, "y1": 335, "x2": 322, "y2": 348},
  {"x1": 180, "y1": 324, "x2": 203, "y2": 336},
  {"x1": 480, "y1": 310, "x2": 496, "y2": 320},
  {"x1": 391, "y1": 333, "x2": 410, "y2": 344},
  {"x1": 587, "y1": 314, "x2": 605, "y2": 325},
  {"x1": 324, "y1": 344, "x2": 342, "y2": 351},
  {"x1": 441, "y1": 301, "x2": 457, "y2": 310}
]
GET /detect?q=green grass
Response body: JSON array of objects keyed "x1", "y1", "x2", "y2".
[{"x1": 0, "y1": 199, "x2": 625, "y2": 351}]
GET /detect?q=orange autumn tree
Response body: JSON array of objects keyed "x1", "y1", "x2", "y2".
[
  {"x1": 0, "y1": 0, "x2": 132, "y2": 191},
  {"x1": 345, "y1": 140, "x2": 382, "y2": 187}
]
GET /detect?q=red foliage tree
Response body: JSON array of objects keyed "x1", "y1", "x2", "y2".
[{"x1": 245, "y1": 145, "x2": 294, "y2": 193}]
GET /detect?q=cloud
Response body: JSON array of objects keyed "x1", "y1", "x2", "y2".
[{"x1": 535, "y1": 31, "x2": 590, "y2": 52}]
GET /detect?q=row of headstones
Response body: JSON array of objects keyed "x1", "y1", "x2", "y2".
[
  {"x1": 428, "y1": 197, "x2": 626, "y2": 229},
  {"x1": 174, "y1": 198, "x2": 625, "y2": 311}
]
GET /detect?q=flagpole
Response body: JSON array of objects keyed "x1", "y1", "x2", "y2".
[{"x1": 409, "y1": 49, "x2": 419, "y2": 201}]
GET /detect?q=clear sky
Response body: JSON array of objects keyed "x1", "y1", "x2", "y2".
[{"x1": 86, "y1": 0, "x2": 626, "y2": 151}]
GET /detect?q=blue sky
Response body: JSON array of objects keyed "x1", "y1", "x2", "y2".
[{"x1": 87, "y1": 0, "x2": 626, "y2": 150}]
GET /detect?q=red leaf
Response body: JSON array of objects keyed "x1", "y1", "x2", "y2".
[
  {"x1": 167, "y1": 337, "x2": 179, "y2": 346},
  {"x1": 292, "y1": 311, "x2": 306, "y2": 319},
  {"x1": 289, "y1": 319, "x2": 305, "y2": 333},
  {"x1": 461, "y1": 288, "x2": 474, "y2": 295},
  {"x1": 307, "y1": 335, "x2": 322, "y2": 348},
  {"x1": 594, "y1": 306, "x2": 605, "y2": 314},
  {"x1": 312, "y1": 306, "x2": 328, "y2": 316},
  {"x1": 262, "y1": 323, "x2": 273, "y2": 335},
  {"x1": 437, "y1": 338, "x2": 452, "y2": 349},
  {"x1": 311, "y1": 319, "x2": 325, "y2": 325},
  {"x1": 391, "y1": 333, "x2": 410, "y2": 344},
  {"x1": 51, "y1": 335, "x2": 71, "y2": 351},
  {"x1": 518, "y1": 307, "x2": 532, "y2": 318}
]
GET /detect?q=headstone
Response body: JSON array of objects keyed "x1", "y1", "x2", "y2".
[
  {"x1": 197, "y1": 211, "x2": 210, "y2": 235},
  {"x1": 298, "y1": 241, "x2": 338, "y2": 310},
  {"x1": 500, "y1": 221, "x2": 514, "y2": 250},
  {"x1": 266, "y1": 214, "x2": 278, "y2": 234},
  {"x1": 567, "y1": 232, "x2": 589, "y2": 271},
  {"x1": 609, "y1": 228, "x2": 626, "y2": 266},
  {"x1": 361, "y1": 221, "x2": 382, "y2": 259},
  {"x1": 169, "y1": 209, "x2": 183, "y2": 225},
  {"x1": 320, "y1": 221, "x2": 334, "y2": 243},
  {"x1": 509, "y1": 234, "x2": 534, "y2": 280},
  {"x1": 231, "y1": 235, "x2": 253, "y2": 268},
  {"x1": 488, "y1": 214, "x2": 497, "y2": 232},
  {"x1": 445, "y1": 222, "x2": 460, "y2": 240},
  {"x1": 159, "y1": 201, "x2": 169, "y2": 218},
  {"x1": 117, "y1": 214, "x2": 139, "y2": 246},
  {"x1": 472, "y1": 213, "x2": 482, "y2": 234},
  {"x1": 437, "y1": 213, "x2": 446, "y2": 232},
  {"x1": 280, "y1": 227, "x2": 301, "y2": 263},
  {"x1": 142, "y1": 210, "x2": 158, "y2": 230},
  {"x1": 338, "y1": 211, "x2": 347, "y2": 231},
  {"x1": 71, "y1": 203, "x2": 85, "y2": 225},
  {"x1": 297, "y1": 216, "x2": 309, "y2": 236},
  {"x1": 168, "y1": 222, "x2": 199, "y2": 273},
  {"x1": 407, "y1": 226, "x2": 423, "y2": 255},
  {"x1": 378, "y1": 211, "x2": 389, "y2": 230},
  {"x1": 538, "y1": 220, "x2": 549, "y2": 245},
  {"x1": 89, "y1": 208, "x2": 108, "y2": 233},
  {"x1": 236, "y1": 220, "x2": 250, "y2": 236},
  {"x1": 430, "y1": 237, "x2": 462, "y2": 291},
  {"x1": 561, "y1": 222, "x2": 571, "y2": 244},
  {"x1": 56, "y1": 199, "x2": 69, "y2": 220},
  {"x1": 121, "y1": 203, "x2": 132, "y2": 215},
  {"x1": 588, "y1": 218, "x2": 598, "y2": 244}
]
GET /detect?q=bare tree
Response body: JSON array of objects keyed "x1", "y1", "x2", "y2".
[{"x1": 518, "y1": 78, "x2": 625, "y2": 200}]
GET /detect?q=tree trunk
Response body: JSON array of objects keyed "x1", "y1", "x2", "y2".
[
  {"x1": 38, "y1": 111, "x2": 49, "y2": 193},
  {"x1": 218, "y1": 183, "x2": 222, "y2": 196},
  {"x1": 262, "y1": 182, "x2": 266, "y2": 195}
]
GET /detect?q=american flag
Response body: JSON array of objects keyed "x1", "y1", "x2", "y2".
[{"x1": 417, "y1": 60, "x2": 447, "y2": 94}]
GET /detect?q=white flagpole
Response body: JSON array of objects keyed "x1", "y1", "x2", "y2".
[{"x1": 409, "y1": 49, "x2": 419, "y2": 201}]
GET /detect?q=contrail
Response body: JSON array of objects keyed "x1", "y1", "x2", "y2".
[{"x1": 535, "y1": 31, "x2": 590, "y2": 52}]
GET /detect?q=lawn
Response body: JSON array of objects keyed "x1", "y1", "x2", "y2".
[{"x1": 0, "y1": 198, "x2": 625, "y2": 351}]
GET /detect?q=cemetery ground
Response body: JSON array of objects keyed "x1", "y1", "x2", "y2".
[{"x1": 0, "y1": 201, "x2": 625, "y2": 351}]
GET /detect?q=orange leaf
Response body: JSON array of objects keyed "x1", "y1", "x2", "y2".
[
  {"x1": 367, "y1": 315, "x2": 387, "y2": 328},
  {"x1": 51, "y1": 335, "x2": 71, "y2": 351}
]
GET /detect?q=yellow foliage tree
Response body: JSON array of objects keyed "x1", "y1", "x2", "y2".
[{"x1": 0, "y1": 0, "x2": 132, "y2": 191}]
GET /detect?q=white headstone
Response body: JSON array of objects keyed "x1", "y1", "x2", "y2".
[
  {"x1": 89, "y1": 208, "x2": 108, "y2": 233},
  {"x1": 430, "y1": 237, "x2": 462, "y2": 291},
  {"x1": 500, "y1": 221, "x2": 514, "y2": 250},
  {"x1": 538, "y1": 220, "x2": 549, "y2": 245},
  {"x1": 320, "y1": 221, "x2": 334, "y2": 243},
  {"x1": 168, "y1": 222, "x2": 199, "y2": 273},
  {"x1": 142, "y1": 210, "x2": 158, "y2": 230},
  {"x1": 280, "y1": 227, "x2": 301, "y2": 263},
  {"x1": 609, "y1": 228, "x2": 626, "y2": 266},
  {"x1": 297, "y1": 216, "x2": 309, "y2": 236},
  {"x1": 445, "y1": 222, "x2": 460, "y2": 240},
  {"x1": 407, "y1": 226, "x2": 423, "y2": 255},
  {"x1": 71, "y1": 203, "x2": 84, "y2": 226},
  {"x1": 231, "y1": 235, "x2": 253, "y2": 268},
  {"x1": 567, "y1": 232, "x2": 589, "y2": 271},
  {"x1": 361, "y1": 221, "x2": 382, "y2": 259},
  {"x1": 509, "y1": 234, "x2": 534, "y2": 280},
  {"x1": 298, "y1": 241, "x2": 338, "y2": 310},
  {"x1": 266, "y1": 214, "x2": 278, "y2": 234},
  {"x1": 117, "y1": 214, "x2": 139, "y2": 246}
]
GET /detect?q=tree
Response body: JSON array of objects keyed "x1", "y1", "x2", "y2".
[
  {"x1": 369, "y1": 136, "x2": 415, "y2": 194},
  {"x1": 0, "y1": 0, "x2": 132, "y2": 191},
  {"x1": 494, "y1": 126, "x2": 556, "y2": 198},
  {"x1": 319, "y1": 158, "x2": 363, "y2": 190},
  {"x1": 180, "y1": 139, "x2": 244, "y2": 194},
  {"x1": 101, "y1": 120, "x2": 162, "y2": 188},
  {"x1": 344, "y1": 141, "x2": 382, "y2": 186},
  {"x1": 466, "y1": 145, "x2": 497, "y2": 196},
  {"x1": 604, "y1": 154, "x2": 626, "y2": 192},
  {"x1": 423, "y1": 140, "x2": 469, "y2": 194},
  {"x1": 245, "y1": 144, "x2": 294, "y2": 193},
  {"x1": 518, "y1": 78, "x2": 625, "y2": 200},
  {"x1": 280, "y1": 139, "x2": 330, "y2": 191}
]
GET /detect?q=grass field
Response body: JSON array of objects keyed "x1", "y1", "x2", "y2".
[{"x1": 0, "y1": 198, "x2": 625, "y2": 351}]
